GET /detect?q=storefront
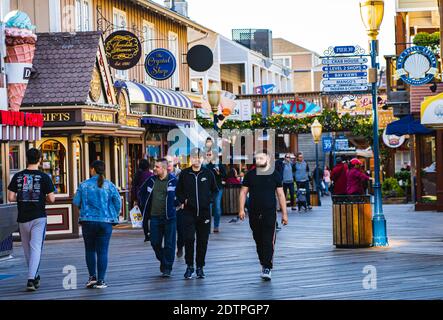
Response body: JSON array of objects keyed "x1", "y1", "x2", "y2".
[
  {"x1": 117, "y1": 81, "x2": 196, "y2": 164},
  {"x1": 0, "y1": 111, "x2": 43, "y2": 256},
  {"x1": 21, "y1": 32, "x2": 144, "y2": 239}
]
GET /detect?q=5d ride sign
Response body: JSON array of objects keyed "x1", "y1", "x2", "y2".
[
  {"x1": 145, "y1": 48, "x2": 177, "y2": 81},
  {"x1": 104, "y1": 30, "x2": 142, "y2": 70}
]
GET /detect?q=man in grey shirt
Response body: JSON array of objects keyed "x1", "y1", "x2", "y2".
[{"x1": 294, "y1": 152, "x2": 312, "y2": 210}]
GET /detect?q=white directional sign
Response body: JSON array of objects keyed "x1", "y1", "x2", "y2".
[
  {"x1": 323, "y1": 72, "x2": 367, "y2": 79},
  {"x1": 323, "y1": 65, "x2": 368, "y2": 72},
  {"x1": 322, "y1": 58, "x2": 368, "y2": 65},
  {"x1": 322, "y1": 79, "x2": 369, "y2": 86},
  {"x1": 322, "y1": 85, "x2": 369, "y2": 92}
]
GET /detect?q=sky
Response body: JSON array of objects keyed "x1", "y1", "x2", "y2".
[{"x1": 153, "y1": 0, "x2": 396, "y2": 64}]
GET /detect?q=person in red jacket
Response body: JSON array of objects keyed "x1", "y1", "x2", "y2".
[
  {"x1": 331, "y1": 157, "x2": 348, "y2": 195},
  {"x1": 346, "y1": 158, "x2": 370, "y2": 195}
]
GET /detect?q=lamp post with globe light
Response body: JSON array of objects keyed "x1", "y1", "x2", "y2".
[
  {"x1": 360, "y1": 0, "x2": 388, "y2": 247},
  {"x1": 311, "y1": 119, "x2": 323, "y2": 206}
]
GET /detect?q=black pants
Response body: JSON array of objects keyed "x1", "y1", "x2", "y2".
[
  {"x1": 249, "y1": 210, "x2": 277, "y2": 269},
  {"x1": 183, "y1": 212, "x2": 211, "y2": 268},
  {"x1": 283, "y1": 182, "x2": 295, "y2": 207},
  {"x1": 176, "y1": 209, "x2": 185, "y2": 250}
]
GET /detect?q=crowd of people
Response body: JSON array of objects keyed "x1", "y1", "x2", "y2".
[{"x1": 7, "y1": 144, "x2": 372, "y2": 292}]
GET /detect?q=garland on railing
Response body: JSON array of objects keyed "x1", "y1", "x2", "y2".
[{"x1": 196, "y1": 109, "x2": 378, "y2": 142}]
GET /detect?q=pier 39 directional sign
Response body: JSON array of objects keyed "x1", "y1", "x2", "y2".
[{"x1": 321, "y1": 45, "x2": 370, "y2": 94}]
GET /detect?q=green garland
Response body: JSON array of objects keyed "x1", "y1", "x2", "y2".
[{"x1": 197, "y1": 109, "x2": 377, "y2": 142}]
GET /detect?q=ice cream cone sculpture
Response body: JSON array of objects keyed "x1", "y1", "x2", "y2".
[{"x1": 2, "y1": 11, "x2": 37, "y2": 112}]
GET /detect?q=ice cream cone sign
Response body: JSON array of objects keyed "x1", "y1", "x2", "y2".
[{"x1": 2, "y1": 11, "x2": 37, "y2": 112}]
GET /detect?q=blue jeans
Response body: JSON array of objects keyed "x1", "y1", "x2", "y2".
[
  {"x1": 211, "y1": 188, "x2": 224, "y2": 229},
  {"x1": 82, "y1": 221, "x2": 113, "y2": 282},
  {"x1": 150, "y1": 216, "x2": 176, "y2": 271}
]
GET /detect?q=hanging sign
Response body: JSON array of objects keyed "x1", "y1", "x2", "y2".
[
  {"x1": 145, "y1": 48, "x2": 177, "y2": 81},
  {"x1": 396, "y1": 46, "x2": 437, "y2": 86},
  {"x1": 322, "y1": 137, "x2": 333, "y2": 152},
  {"x1": 322, "y1": 58, "x2": 368, "y2": 65},
  {"x1": 104, "y1": 30, "x2": 142, "y2": 70},
  {"x1": 383, "y1": 129, "x2": 405, "y2": 148}
]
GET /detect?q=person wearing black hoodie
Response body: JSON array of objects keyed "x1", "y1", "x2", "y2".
[{"x1": 176, "y1": 148, "x2": 218, "y2": 279}]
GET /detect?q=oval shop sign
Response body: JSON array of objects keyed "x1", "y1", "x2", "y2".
[
  {"x1": 104, "y1": 30, "x2": 142, "y2": 70},
  {"x1": 396, "y1": 46, "x2": 437, "y2": 86},
  {"x1": 145, "y1": 48, "x2": 177, "y2": 81}
]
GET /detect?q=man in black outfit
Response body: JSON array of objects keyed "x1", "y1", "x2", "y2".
[
  {"x1": 239, "y1": 150, "x2": 288, "y2": 281},
  {"x1": 176, "y1": 148, "x2": 218, "y2": 279}
]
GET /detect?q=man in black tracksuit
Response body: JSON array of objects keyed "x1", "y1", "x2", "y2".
[
  {"x1": 176, "y1": 148, "x2": 218, "y2": 279},
  {"x1": 239, "y1": 151, "x2": 288, "y2": 281}
]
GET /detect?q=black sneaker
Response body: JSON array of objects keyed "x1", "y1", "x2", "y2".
[
  {"x1": 176, "y1": 248, "x2": 183, "y2": 258},
  {"x1": 144, "y1": 233, "x2": 150, "y2": 242},
  {"x1": 34, "y1": 275, "x2": 41, "y2": 289},
  {"x1": 86, "y1": 276, "x2": 97, "y2": 288},
  {"x1": 196, "y1": 267, "x2": 205, "y2": 279},
  {"x1": 162, "y1": 269, "x2": 172, "y2": 278},
  {"x1": 26, "y1": 279, "x2": 36, "y2": 292},
  {"x1": 94, "y1": 281, "x2": 108, "y2": 289},
  {"x1": 261, "y1": 268, "x2": 272, "y2": 281},
  {"x1": 184, "y1": 266, "x2": 194, "y2": 279}
]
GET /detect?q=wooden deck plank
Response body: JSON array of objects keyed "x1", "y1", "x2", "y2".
[{"x1": 1, "y1": 198, "x2": 443, "y2": 300}]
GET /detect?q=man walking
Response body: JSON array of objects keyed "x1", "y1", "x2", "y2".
[
  {"x1": 138, "y1": 159, "x2": 178, "y2": 277},
  {"x1": 7, "y1": 148, "x2": 55, "y2": 291},
  {"x1": 204, "y1": 151, "x2": 226, "y2": 233},
  {"x1": 281, "y1": 154, "x2": 296, "y2": 211},
  {"x1": 294, "y1": 152, "x2": 312, "y2": 210},
  {"x1": 176, "y1": 148, "x2": 218, "y2": 279},
  {"x1": 239, "y1": 150, "x2": 288, "y2": 281}
]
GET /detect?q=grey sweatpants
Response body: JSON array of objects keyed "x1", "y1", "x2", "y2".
[{"x1": 19, "y1": 218, "x2": 47, "y2": 280}]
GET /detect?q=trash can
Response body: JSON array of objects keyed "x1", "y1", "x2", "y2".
[
  {"x1": 310, "y1": 191, "x2": 320, "y2": 207},
  {"x1": 222, "y1": 184, "x2": 241, "y2": 215},
  {"x1": 332, "y1": 195, "x2": 372, "y2": 248}
]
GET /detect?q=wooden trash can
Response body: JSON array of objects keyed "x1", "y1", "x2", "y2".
[
  {"x1": 310, "y1": 191, "x2": 319, "y2": 207},
  {"x1": 332, "y1": 195, "x2": 372, "y2": 248},
  {"x1": 222, "y1": 184, "x2": 241, "y2": 215}
]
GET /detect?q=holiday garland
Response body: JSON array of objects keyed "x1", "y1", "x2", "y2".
[{"x1": 197, "y1": 109, "x2": 379, "y2": 143}]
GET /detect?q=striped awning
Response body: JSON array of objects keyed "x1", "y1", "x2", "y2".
[
  {"x1": 0, "y1": 125, "x2": 41, "y2": 141},
  {"x1": 117, "y1": 81, "x2": 193, "y2": 109}
]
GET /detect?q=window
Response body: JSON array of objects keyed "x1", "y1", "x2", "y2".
[
  {"x1": 168, "y1": 32, "x2": 180, "y2": 90},
  {"x1": 221, "y1": 80, "x2": 233, "y2": 93},
  {"x1": 419, "y1": 135, "x2": 436, "y2": 203},
  {"x1": 39, "y1": 139, "x2": 68, "y2": 195},
  {"x1": 143, "y1": 22, "x2": 156, "y2": 86},
  {"x1": 113, "y1": 8, "x2": 128, "y2": 79},
  {"x1": 9, "y1": 144, "x2": 21, "y2": 180},
  {"x1": 75, "y1": 0, "x2": 91, "y2": 32},
  {"x1": 274, "y1": 57, "x2": 291, "y2": 69}
]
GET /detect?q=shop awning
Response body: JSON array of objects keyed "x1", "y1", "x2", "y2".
[
  {"x1": 0, "y1": 125, "x2": 41, "y2": 141},
  {"x1": 386, "y1": 114, "x2": 433, "y2": 136},
  {"x1": 117, "y1": 81, "x2": 193, "y2": 109}
]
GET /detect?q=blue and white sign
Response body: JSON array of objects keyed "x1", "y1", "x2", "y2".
[
  {"x1": 323, "y1": 65, "x2": 368, "y2": 72},
  {"x1": 396, "y1": 46, "x2": 437, "y2": 86},
  {"x1": 323, "y1": 72, "x2": 367, "y2": 79},
  {"x1": 322, "y1": 79, "x2": 368, "y2": 86},
  {"x1": 323, "y1": 85, "x2": 369, "y2": 92},
  {"x1": 322, "y1": 137, "x2": 333, "y2": 152},
  {"x1": 333, "y1": 46, "x2": 356, "y2": 54},
  {"x1": 322, "y1": 58, "x2": 368, "y2": 65},
  {"x1": 335, "y1": 137, "x2": 349, "y2": 151},
  {"x1": 145, "y1": 48, "x2": 177, "y2": 81}
]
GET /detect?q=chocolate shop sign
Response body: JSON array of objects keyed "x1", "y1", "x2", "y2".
[
  {"x1": 145, "y1": 48, "x2": 177, "y2": 81},
  {"x1": 105, "y1": 30, "x2": 142, "y2": 70}
]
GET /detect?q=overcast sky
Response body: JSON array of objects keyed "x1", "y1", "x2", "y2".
[{"x1": 154, "y1": 0, "x2": 396, "y2": 64}]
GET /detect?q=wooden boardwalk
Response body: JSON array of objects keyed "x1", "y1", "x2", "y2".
[{"x1": 1, "y1": 197, "x2": 443, "y2": 300}]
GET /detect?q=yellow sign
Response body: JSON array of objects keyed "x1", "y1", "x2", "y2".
[
  {"x1": 126, "y1": 119, "x2": 139, "y2": 127},
  {"x1": 83, "y1": 112, "x2": 114, "y2": 123},
  {"x1": 421, "y1": 92, "x2": 443, "y2": 127}
]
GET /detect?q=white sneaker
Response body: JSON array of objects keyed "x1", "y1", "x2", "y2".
[{"x1": 261, "y1": 268, "x2": 272, "y2": 281}]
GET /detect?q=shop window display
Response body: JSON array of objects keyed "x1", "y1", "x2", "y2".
[
  {"x1": 9, "y1": 144, "x2": 20, "y2": 179},
  {"x1": 40, "y1": 140, "x2": 67, "y2": 194},
  {"x1": 420, "y1": 136, "x2": 436, "y2": 203}
]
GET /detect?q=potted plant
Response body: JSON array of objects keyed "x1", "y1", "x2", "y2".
[{"x1": 382, "y1": 177, "x2": 405, "y2": 204}]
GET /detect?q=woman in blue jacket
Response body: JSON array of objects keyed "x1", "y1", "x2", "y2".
[{"x1": 73, "y1": 160, "x2": 121, "y2": 289}]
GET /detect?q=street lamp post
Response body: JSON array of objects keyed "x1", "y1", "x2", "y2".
[
  {"x1": 208, "y1": 82, "x2": 221, "y2": 132},
  {"x1": 311, "y1": 119, "x2": 323, "y2": 206},
  {"x1": 360, "y1": 0, "x2": 388, "y2": 247}
]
